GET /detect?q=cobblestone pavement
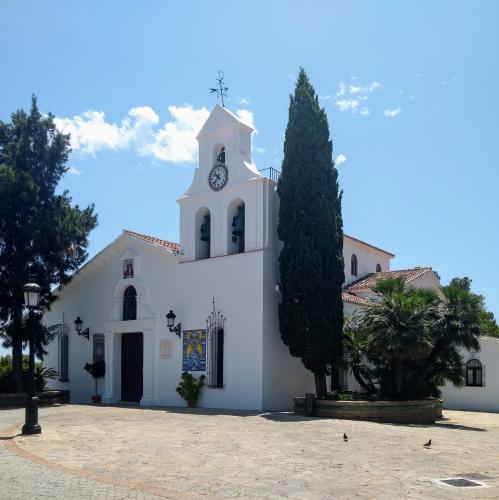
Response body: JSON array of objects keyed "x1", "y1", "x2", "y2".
[{"x1": 2, "y1": 404, "x2": 499, "y2": 498}]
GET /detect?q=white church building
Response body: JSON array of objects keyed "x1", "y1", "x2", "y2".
[{"x1": 42, "y1": 105, "x2": 495, "y2": 412}]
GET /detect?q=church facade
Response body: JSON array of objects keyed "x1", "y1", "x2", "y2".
[{"x1": 43, "y1": 105, "x2": 444, "y2": 411}]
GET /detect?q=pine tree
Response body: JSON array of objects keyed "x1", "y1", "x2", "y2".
[
  {"x1": 0, "y1": 96, "x2": 98, "y2": 390},
  {"x1": 277, "y1": 69, "x2": 344, "y2": 398}
]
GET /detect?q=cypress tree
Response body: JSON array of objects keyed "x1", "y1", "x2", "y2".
[
  {"x1": 277, "y1": 69, "x2": 344, "y2": 398},
  {"x1": 0, "y1": 96, "x2": 98, "y2": 390}
]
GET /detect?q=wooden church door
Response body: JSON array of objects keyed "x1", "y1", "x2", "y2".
[{"x1": 121, "y1": 332, "x2": 143, "y2": 402}]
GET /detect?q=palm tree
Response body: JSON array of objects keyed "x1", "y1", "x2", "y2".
[{"x1": 344, "y1": 277, "x2": 482, "y2": 400}]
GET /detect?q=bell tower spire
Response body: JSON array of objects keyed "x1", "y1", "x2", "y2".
[{"x1": 177, "y1": 105, "x2": 277, "y2": 263}]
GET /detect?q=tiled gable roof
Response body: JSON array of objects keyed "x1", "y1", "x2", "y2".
[
  {"x1": 343, "y1": 267, "x2": 433, "y2": 292},
  {"x1": 344, "y1": 234, "x2": 395, "y2": 258},
  {"x1": 124, "y1": 230, "x2": 180, "y2": 253},
  {"x1": 342, "y1": 292, "x2": 373, "y2": 307}
]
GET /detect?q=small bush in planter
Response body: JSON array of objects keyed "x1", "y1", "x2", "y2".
[
  {"x1": 83, "y1": 360, "x2": 105, "y2": 403},
  {"x1": 176, "y1": 371, "x2": 206, "y2": 407},
  {"x1": 35, "y1": 366, "x2": 58, "y2": 392}
]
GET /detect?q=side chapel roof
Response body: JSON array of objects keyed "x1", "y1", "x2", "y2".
[{"x1": 343, "y1": 267, "x2": 433, "y2": 292}]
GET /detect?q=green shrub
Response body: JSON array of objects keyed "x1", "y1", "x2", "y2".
[
  {"x1": 84, "y1": 360, "x2": 106, "y2": 395},
  {"x1": 176, "y1": 372, "x2": 206, "y2": 406}
]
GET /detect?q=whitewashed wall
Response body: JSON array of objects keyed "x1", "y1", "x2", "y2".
[
  {"x1": 441, "y1": 336, "x2": 499, "y2": 412},
  {"x1": 343, "y1": 237, "x2": 392, "y2": 285}
]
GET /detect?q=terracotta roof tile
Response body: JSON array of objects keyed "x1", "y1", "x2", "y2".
[
  {"x1": 124, "y1": 230, "x2": 180, "y2": 253},
  {"x1": 342, "y1": 292, "x2": 373, "y2": 307},
  {"x1": 344, "y1": 234, "x2": 395, "y2": 257},
  {"x1": 343, "y1": 267, "x2": 433, "y2": 292}
]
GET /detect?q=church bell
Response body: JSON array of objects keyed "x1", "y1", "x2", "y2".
[
  {"x1": 200, "y1": 214, "x2": 211, "y2": 241},
  {"x1": 231, "y1": 205, "x2": 245, "y2": 236}
]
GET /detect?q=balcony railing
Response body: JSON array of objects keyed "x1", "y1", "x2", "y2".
[{"x1": 259, "y1": 167, "x2": 281, "y2": 183}]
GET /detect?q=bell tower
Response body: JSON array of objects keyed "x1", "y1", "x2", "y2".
[{"x1": 177, "y1": 105, "x2": 277, "y2": 262}]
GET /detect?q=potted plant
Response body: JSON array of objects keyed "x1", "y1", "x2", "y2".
[
  {"x1": 83, "y1": 360, "x2": 105, "y2": 403},
  {"x1": 176, "y1": 371, "x2": 206, "y2": 407}
]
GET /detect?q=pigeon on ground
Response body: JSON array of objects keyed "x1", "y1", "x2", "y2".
[
  {"x1": 423, "y1": 439, "x2": 431, "y2": 448},
  {"x1": 343, "y1": 433, "x2": 348, "y2": 442}
]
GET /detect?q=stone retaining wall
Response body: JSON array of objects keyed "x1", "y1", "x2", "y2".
[
  {"x1": 294, "y1": 397, "x2": 443, "y2": 424},
  {"x1": 0, "y1": 390, "x2": 70, "y2": 409}
]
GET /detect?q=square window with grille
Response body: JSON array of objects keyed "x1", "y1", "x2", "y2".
[{"x1": 123, "y1": 259, "x2": 134, "y2": 279}]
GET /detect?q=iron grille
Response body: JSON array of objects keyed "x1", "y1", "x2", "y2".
[
  {"x1": 259, "y1": 167, "x2": 281, "y2": 183},
  {"x1": 206, "y1": 303, "x2": 225, "y2": 388}
]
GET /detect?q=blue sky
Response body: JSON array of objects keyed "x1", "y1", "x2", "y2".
[{"x1": 1, "y1": 0, "x2": 498, "y2": 353}]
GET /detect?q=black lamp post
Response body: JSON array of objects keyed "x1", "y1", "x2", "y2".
[
  {"x1": 22, "y1": 282, "x2": 42, "y2": 435},
  {"x1": 166, "y1": 310, "x2": 182, "y2": 337}
]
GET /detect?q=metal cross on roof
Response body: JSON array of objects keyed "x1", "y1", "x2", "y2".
[{"x1": 210, "y1": 71, "x2": 229, "y2": 107}]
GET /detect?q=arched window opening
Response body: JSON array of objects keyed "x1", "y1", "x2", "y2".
[
  {"x1": 214, "y1": 144, "x2": 226, "y2": 164},
  {"x1": 195, "y1": 207, "x2": 211, "y2": 260},
  {"x1": 351, "y1": 254, "x2": 358, "y2": 276},
  {"x1": 228, "y1": 200, "x2": 245, "y2": 255},
  {"x1": 123, "y1": 286, "x2": 137, "y2": 321},
  {"x1": 466, "y1": 359, "x2": 483, "y2": 387},
  {"x1": 376, "y1": 263, "x2": 382, "y2": 273}
]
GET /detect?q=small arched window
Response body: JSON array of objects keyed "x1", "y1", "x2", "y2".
[
  {"x1": 351, "y1": 254, "x2": 358, "y2": 276},
  {"x1": 123, "y1": 286, "x2": 137, "y2": 321},
  {"x1": 376, "y1": 263, "x2": 382, "y2": 273},
  {"x1": 466, "y1": 359, "x2": 483, "y2": 387}
]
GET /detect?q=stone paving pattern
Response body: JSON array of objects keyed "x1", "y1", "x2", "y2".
[{"x1": 1, "y1": 404, "x2": 499, "y2": 498}]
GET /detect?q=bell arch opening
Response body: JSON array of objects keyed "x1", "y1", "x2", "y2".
[
  {"x1": 214, "y1": 144, "x2": 225, "y2": 164},
  {"x1": 227, "y1": 198, "x2": 245, "y2": 255},
  {"x1": 195, "y1": 207, "x2": 211, "y2": 260}
]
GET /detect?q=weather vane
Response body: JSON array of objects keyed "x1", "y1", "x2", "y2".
[{"x1": 210, "y1": 71, "x2": 229, "y2": 107}]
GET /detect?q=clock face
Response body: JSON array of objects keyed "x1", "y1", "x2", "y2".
[{"x1": 208, "y1": 164, "x2": 228, "y2": 191}]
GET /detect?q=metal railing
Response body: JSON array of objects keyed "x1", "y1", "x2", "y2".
[{"x1": 259, "y1": 167, "x2": 281, "y2": 183}]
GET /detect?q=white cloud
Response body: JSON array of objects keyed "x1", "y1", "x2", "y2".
[
  {"x1": 334, "y1": 81, "x2": 381, "y2": 115},
  {"x1": 67, "y1": 166, "x2": 82, "y2": 175},
  {"x1": 384, "y1": 107, "x2": 402, "y2": 117},
  {"x1": 55, "y1": 104, "x2": 253, "y2": 164},
  {"x1": 148, "y1": 105, "x2": 210, "y2": 163},
  {"x1": 335, "y1": 154, "x2": 347, "y2": 166},
  {"x1": 319, "y1": 94, "x2": 332, "y2": 100},
  {"x1": 238, "y1": 97, "x2": 250, "y2": 105},
  {"x1": 255, "y1": 147, "x2": 266, "y2": 154},
  {"x1": 54, "y1": 111, "x2": 124, "y2": 154},
  {"x1": 236, "y1": 109, "x2": 255, "y2": 130},
  {"x1": 348, "y1": 81, "x2": 381, "y2": 94},
  {"x1": 285, "y1": 73, "x2": 295, "y2": 81},
  {"x1": 335, "y1": 99, "x2": 359, "y2": 112},
  {"x1": 335, "y1": 83, "x2": 347, "y2": 97}
]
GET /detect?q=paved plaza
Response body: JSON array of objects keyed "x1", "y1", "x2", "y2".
[{"x1": 1, "y1": 404, "x2": 499, "y2": 498}]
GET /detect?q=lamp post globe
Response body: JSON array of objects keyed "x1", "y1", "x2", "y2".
[
  {"x1": 23, "y1": 283, "x2": 41, "y2": 308},
  {"x1": 166, "y1": 310, "x2": 176, "y2": 329},
  {"x1": 22, "y1": 282, "x2": 42, "y2": 435},
  {"x1": 74, "y1": 316, "x2": 83, "y2": 335}
]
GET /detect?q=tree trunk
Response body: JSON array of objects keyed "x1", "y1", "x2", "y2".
[
  {"x1": 394, "y1": 360, "x2": 403, "y2": 397},
  {"x1": 12, "y1": 303, "x2": 24, "y2": 392},
  {"x1": 314, "y1": 372, "x2": 327, "y2": 399},
  {"x1": 12, "y1": 337, "x2": 23, "y2": 392},
  {"x1": 330, "y1": 365, "x2": 341, "y2": 392},
  {"x1": 352, "y1": 366, "x2": 376, "y2": 394}
]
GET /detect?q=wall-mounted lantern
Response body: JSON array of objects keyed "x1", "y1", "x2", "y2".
[
  {"x1": 74, "y1": 316, "x2": 90, "y2": 340},
  {"x1": 166, "y1": 310, "x2": 182, "y2": 337}
]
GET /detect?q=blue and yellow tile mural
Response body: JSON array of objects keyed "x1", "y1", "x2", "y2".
[{"x1": 182, "y1": 329, "x2": 206, "y2": 371}]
